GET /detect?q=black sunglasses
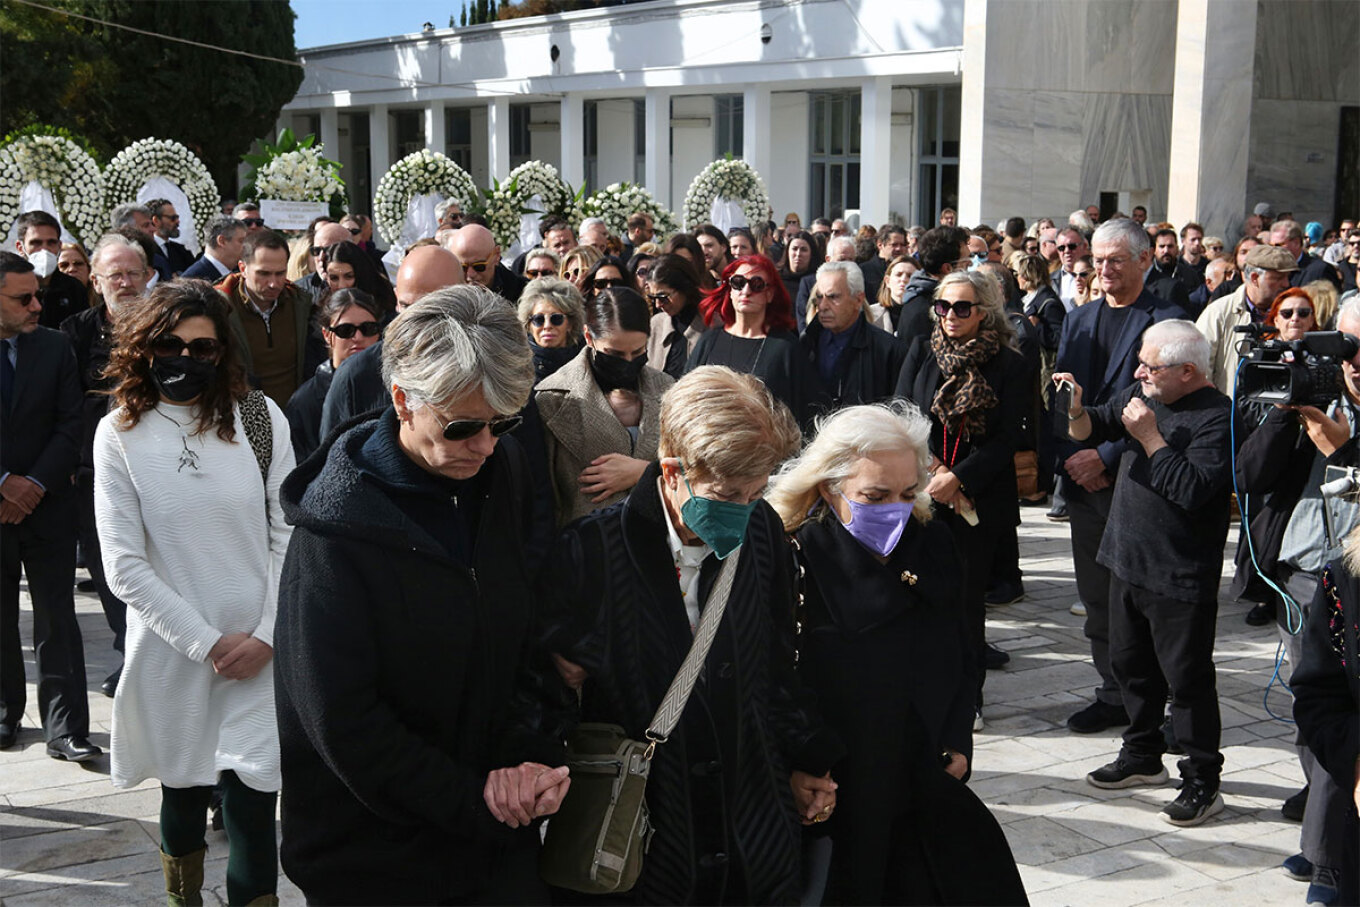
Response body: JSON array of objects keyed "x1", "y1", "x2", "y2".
[
  {"x1": 933, "y1": 300, "x2": 975, "y2": 319},
  {"x1": 525, "y1": 268, "x2": 556, "y2": 278},
  {"x1": 530, "y1": 312, "x2": 567, "y2": 328},
  {"x1": 310, "y1": 246, "x2": 325, "y2": 257},
  {"x1": 593, "y1": 277, "x2": 625, "y2": 290},
  {"x1": 727, "y1": 274, "x2": 767, "y2": 293},
  {"x1": 327, "y1": 320, "x2": 381, "y2": 339},
  {"x1": 1278, "y1": 307, "x2": 1313, "y2": 320},
  {"x1": 463, "y1": 260, "x2": 491, "y2": 274},
  {"x1": 240, "y1": 218, "x2": 265, "y2": 227},
  {"x1": 442, "y1": 414, "x2": 523, "y2": 441},
  {"x1": 152, "y1": 334, "x2": 222, "y2": 362}
]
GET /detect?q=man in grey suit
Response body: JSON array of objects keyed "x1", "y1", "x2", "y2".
[{"x1": 0, "y1": 252, "x2": 99, "y2": 761}]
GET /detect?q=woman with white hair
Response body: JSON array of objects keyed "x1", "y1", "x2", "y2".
[
  {"x1": 894, "y1": 269, "x2": 1029, "y2": 720},
  {"x1": 274, "y1": 285, "x2": 568, "y2": 904},
  {"x1": 768, "y1": 402, "x2": 1026, "y2": 906}
]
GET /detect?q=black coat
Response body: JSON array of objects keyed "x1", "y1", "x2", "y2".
[
  {"x1": 894, "y1": 334, "x2": 1027, "y2": 528},
  {"x1": 800, "y1": 313, "x2": 907, "y2": 412},
  {"x1": 180, "y1": 255, "x2": 230, "y2": 282},
  {"x1": 1145, "y1": 260, "x2": 1197, "y2": 312},
  {"x1": 686, "y1": 328, "x2": 825, "y2": 431},
  {"x1": 894, "y1": 271, "x2": 940, "y2": 348},
  {"x1": 58, "y1": 304, "x2": 114, "y2": 473},
  {"x1": 1024, "y1": 285, "x2": 1065, "y2": 352},
  {"x1": 523, "y1": 462, "x2": 844, "y2": 905},
  {"x1": 36, "y1": 270, "x2": 89, "y2": 329},
  {"x1": 318, "y1": 339, "x2": 386, "y2": 439},
  {"x1": 274, "y1": 410, "x2": 541, "y2": 904},
  {"x1": 0, "y1": 326, "x2": 81, "y2": 531},
  {"x1": 283, "y1": 361, "x2": 333, "y2": 464},
  {"x1": 793, "y1": 515, "x2": 1026, "y2": 906},
  {"x1": 1293, "y1": 251, "x2": 1343, "y2": 290}
]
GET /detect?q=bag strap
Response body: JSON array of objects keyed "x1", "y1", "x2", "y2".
[{"x1": 643, "y1": 546, "x2": 742, "y2": 756}]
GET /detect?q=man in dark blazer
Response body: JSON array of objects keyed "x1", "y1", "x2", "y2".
[
  {"x1": 1054, "y1": 219, "x2": 1185, "y2": 736},
  {"x1": 1271, "y1": 219, "x2": 1343, "y2": 290},
  {"x1": 11, "y1": 211, "x2": 89, "y2": 329},
  {"x1": 180, "y1": 216, "x2": 246, "y2": 282},
  {"x1": 146, "y1": 199, "x2": 197, "y2": 277},
  {"x1": 800, "y1": 261, "x2": 904, "y2": 411},
  {"x1": 0, "y1": 252, "x2": 99, "y2": 761}
]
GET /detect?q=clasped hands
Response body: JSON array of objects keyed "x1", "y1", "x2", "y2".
[
  {"x1": 484, "y1": 762, "x2": 572, "y2": 828},
  {"x1": 924, "y1": 458, "x2": 972, "y2": 512},
  {"x1": 207, "y1": 633, "x2": 272, "y2": 681},
  {"x1": 0, "y1": 475, "x2": 44, "y2": 524}
]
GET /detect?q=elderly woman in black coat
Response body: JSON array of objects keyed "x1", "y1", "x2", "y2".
[
  {"x1": 894, "y1": 269, "x2": 1028, "y2": 720},
  {"x1": 523, "y1": 366, "x2": 844, "y2": 905},
  {"x1": 768, "y1": 402, "x2": 1026, "y2": 906},
  {"x1": 274, "y1": 286, "x2": 569, "y2": 905}
]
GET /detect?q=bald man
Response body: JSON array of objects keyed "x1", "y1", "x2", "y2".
[
  {"x1": 318, "y1": 245, "x2": 465, "y2": 439},
  {"x1": 446, "y1": 224, "x2": 525, "y2": 304},
  {"x1": 297, "y1": 221, "x2": 360, "y2": 305}
]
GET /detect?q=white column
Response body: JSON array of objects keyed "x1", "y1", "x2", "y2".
[
  {"x1": 644, "y1": 88, "x2": 672, "y2": 208},
  {"x1": 487, "y1": 96, "x2": 510, "y2": 183},
  {"x1": 957, "y1": 0, "x2": 987, "y2": 225},
  {"x1": 425, "y1": 99, "x2": 446, "y2": 155},
  {"x1": 859, "y1": 77, "x2": 893, "y2": 227},
  {"x1": 1166, "y1": 0, "x2": 1257, "y2": 239},
  {"x1": 742, "y1": 85, "x2": 772, "y2": 193},
  {"x1": 319, "y1": 108, "x2": 340, "y2": 158},
  {"x1": 559, "y1": 94, "x2": 585, "y2": 189},
  {"x1": 368, "y1": 105, "x2": 391, "y2": 197}
]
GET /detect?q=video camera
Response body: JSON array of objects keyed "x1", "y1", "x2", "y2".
[{"x1": 1233, "y1": 326, "x2": 1359, "y2": 407}]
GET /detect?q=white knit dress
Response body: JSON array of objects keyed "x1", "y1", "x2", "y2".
[{"x1": 94, "y1": 399, "x2": 294, "y2": 793}]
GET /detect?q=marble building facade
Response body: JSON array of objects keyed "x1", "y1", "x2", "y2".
[{"x1": 278, "y1": 0, "x2": 1358, "y2": 243}]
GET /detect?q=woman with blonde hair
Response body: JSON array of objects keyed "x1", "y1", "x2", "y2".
[
  {"x1": 560, "y1": 244, "x2": 602, "y2": 290},
  {"x1": 769, "y1": 402, "x2": 1025, "y2": 906},
  {"x1": 1304, "y1": 279, "x2": 1340, "y2": 329}
]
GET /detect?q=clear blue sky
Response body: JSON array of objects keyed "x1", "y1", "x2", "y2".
[{"x1": 292, "y1": 0, "x2": 470, "y2": 49}]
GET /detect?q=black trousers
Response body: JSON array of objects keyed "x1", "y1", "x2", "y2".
[
  {"x1": 938, "y1": 505, "x2": 1003, "y2": 702},
  {"x1": 0, "y1": 497, "x2": 90, "y2": 739},
  {"x1": 1109, "y1": 575, "x2": 1223, "y2": 785},
  {"x1": 1067, "y1": 485, "x2": 1123, "y2": 706},
  {"x1": 76, "y1": 472, "x2": 125, "y2": 652}
]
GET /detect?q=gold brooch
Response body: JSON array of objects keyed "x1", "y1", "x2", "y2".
[{"x1": 900, "y1": 570, "x2": 918, "y2": 585}]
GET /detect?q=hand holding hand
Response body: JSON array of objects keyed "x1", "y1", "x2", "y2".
[
  {"x1": 0, "y1": 500, "x2": 27, "y2": 524},
  {"x1": 484, "y1": 763, "x2": 572, "y2": 828},
  {"x1": 0, "y1": 475, "x2": 43, "y2": 514},
  {"x1": 791, "y1": 770, "x2": 838, "y2": 825},
  {"x1": 208, "y1": 632, "x2": 251, "y2": 668},
  {"x1": 213, "y1": 637, "x2": 273, "y2": 680}
]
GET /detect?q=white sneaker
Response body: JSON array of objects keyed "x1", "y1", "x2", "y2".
[{"x1": 1070, "y1": 601, "x2": 1087, "y2": 617}]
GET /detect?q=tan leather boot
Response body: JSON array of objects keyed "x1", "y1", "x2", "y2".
[{"x1": 160, "y1": 847, "x2": 206, "y2": 907}]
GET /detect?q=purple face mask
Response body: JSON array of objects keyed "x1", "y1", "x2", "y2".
[{"x1": 838, "y1": 493, "x2": 913, "y2": 557}]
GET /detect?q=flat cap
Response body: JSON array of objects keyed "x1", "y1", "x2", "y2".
[{"x1": 1243, "y1": 244, "x2": 1299, "y2": 272}]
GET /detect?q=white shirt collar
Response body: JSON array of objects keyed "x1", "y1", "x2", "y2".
[{"x1": 154, "y1": 234, "x2": 168, "y2": 252}]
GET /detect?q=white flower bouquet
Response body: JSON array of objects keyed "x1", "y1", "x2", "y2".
[
  {"x1": 256, "y1": 146, "x2": 344, "y2": 203},
  {"x1": 0, "y1": 130, "x2": 106, "y2": 246},
  {"x1": 482, "y1": 160, "x2": 581, "y2": 248},
  {"x1": 106, "y1": 138, "x2": 220, "y2": 248},
  {"x1": 682, "y1": 158, "x2": 771, "y2": 232},
  {"x1": 580, "y1": 181, "x2": 678, "y2": 242},
  {"x1": 373, "y1": 150, "x2": 480, "y2": 245}
]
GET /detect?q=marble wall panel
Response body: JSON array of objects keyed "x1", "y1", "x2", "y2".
[
  {"x1": 1248, "y1": 98, "x2": 1345, "y2": 227},
  {"x1": 1030, "y1": 92, "x2": 1088, "y2": 214},
  {"x1": 1078, "y1": 92, "x2": 1173, "y2": 208},
  {"x1": 1255, "y1": 0, "x2": 1360, "y2": 102},
  {"x1": 979, "y1": 88, "x2": 1039, "y2": 222}
]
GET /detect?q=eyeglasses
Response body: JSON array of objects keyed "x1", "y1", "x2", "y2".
[
  {"x1": 1056, "y1": 244, "x2": 1081, "y2": 252},
  {"x1": 0, "y1": 291, "x2": 37, "y2": 305},
  {"x1": 440, "y1": 414, "x2": 523, "y2": 442},
  {"x1": 95, "y1": 270, "x2": 145, "y2": 285},
  {"x1": 309, "y1": 246, "x2": 325, "y2": 257},
  {"x1": 565, "y1": 268, "x2": 582, "y2": 280},
  {"x1": 327, "y1": 320, "x2": 381, "y2": 339},
  {"x1": 463, "y1": 260, "x2": 491, "y2": 274},
  {"x1": 1347, "y1": 239, "x2": 1360, "y2": 246},
  {"x1": 151, "y1": 334, "x2": 222, "y2": 362},
  {"x1": 933, "y1": 300, "x2": 975, "y2": 319},
  {"x1": 593, "y1": 277, "x2": 625, "y2": 290},
  {"x1": 786, "y1": 219, "x2": 800, "y2": 226},
  {"x1": 525, "y1": 268, "x2": 555, "y2": 278},
  {"x1": 1278, "y1": 307, "x2": 1313, "y2": 320},
  {"x1": 634, "y1": 266, "x2": 652, "y2": 279},
  {"x1": 348, "y1": 227, "x2": 361, "y2": 236},
  {"x1": 1072, "y1": 270, "x2": 1095, "y2": 280},
  {"x1": 240, "y1": 218, "x2": 265, "y2": 228},
  {"x1": 1137, "y1": 359, "x2": 1183, "y2": 374},
  {"x1": 727, "y1": 274, "x2": 767, "y2": 293},
  {"x1": 530, "y1": 312, "x2": 567, "y2": 328},
  {"x1": 646, "y1": 292, "x2": 671, "y2": 305}
]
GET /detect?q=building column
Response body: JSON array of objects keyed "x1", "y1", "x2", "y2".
[
  {"x1": 644, "y1": 88, "x2": 672, "y2": 208},
  {"x1": 742, "y1": 85, "x2": 772, "y2": 197},
  {"x1": 1166, "y1": 0, "x2": 1256, "y2": 239},
  {"x1": 560, "y1": 94, "x2": 585, "y2": 189},
  {"x1": 956, "y1": 0, "x2": 986, "y2": 225},
  {"x1": 369, "y1": 104, "x2": 391, "y2": 197},
  {"x1": 859, "y1": 77, "x2": 893, "y2": 227},
  {"x1": 425, "y1": 100, "x2": 446, "y2": 155},
  {"x1": 488, "y1": 96, "x2": 510, "y2": 182},
  {"x1": 319, "y1": 108, "x2": 340, "y2": 159}
]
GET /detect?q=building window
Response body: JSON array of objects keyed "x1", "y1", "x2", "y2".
[
  {"x1": 510, "y1": 104, "x2": 531, "y2": 165},
  {"x1": 394, "y1": 110, "x2": 424, "y2": 157},
  {"x1": 917, "y1": 87, "x2": 960, "y2": 226},
  {"x1": 809, "y1": 91, "x2": 861, "y2": 219},
  {"x1": 446, "y1": 108, "x2": 472, "y2": 171},
  {"x1": 715, "y1": 95, "x2": 743, "y2": 158}
]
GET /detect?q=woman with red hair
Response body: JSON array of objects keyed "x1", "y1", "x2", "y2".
[{"x1": 686, "y1": 254, "x2": 823, "y2": 428}]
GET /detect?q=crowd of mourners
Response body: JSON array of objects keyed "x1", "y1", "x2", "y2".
[{"x1": 2, "y1": 192, "x2": 1358, "y2": 907}]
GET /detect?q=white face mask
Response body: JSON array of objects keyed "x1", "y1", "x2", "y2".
[{"x1": 27, "y1": 249, "x2": 58, "y2": 279}]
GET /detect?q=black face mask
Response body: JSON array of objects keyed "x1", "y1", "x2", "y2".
[
  {"x1": 589, "y1": 347, "x2": 647, "y2": 393},
  {"x1": 152, "y1": 356, "x2": 217, "y2": 402}
]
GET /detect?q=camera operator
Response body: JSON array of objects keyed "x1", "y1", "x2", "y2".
[
  {"x1": 1196, "y1": 245, "x2": 1298, "y2": 394},
  {"x1": 1231, "y1": 294, "x2": 1360, "y2": 898},
  {"x1": 1055, "y1": 319, "x2": 1234, "y2": 827}
]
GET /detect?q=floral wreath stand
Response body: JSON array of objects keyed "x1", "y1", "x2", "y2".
[
  {"x1": 681, "y1": 158, "x2": 772, "y2": 235},
  {"x1": 0, "y1": 131, "x2": 106, "y2": 248},
  {"x1": 579, "y1": 181, "x2": 679, "y2": 244},
  {"x1": 373, "y1": 150, "x2": 480, "y2": 276},
  {"x1": 106, "y1": 138, "x2": 220, "y2": 255},
  {"x1": 486, "y1": 160, "x2": 580, "y2": 258}
]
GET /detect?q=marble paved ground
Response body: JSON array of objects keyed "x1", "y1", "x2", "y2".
[{"x1": 0, "y1": 508, "x2": 1313, "y2": 905}]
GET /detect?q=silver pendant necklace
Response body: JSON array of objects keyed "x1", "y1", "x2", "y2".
[{"x1": 154, "y1": 406, "x2": 200, "y2": 472}]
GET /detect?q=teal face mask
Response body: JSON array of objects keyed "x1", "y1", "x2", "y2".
[{"x1": 679, "y1": 468, "x2": 757, "y2": 560}]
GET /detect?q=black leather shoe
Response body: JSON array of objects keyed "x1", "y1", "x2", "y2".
[
  {"x1": 1067, "y1": 700, "x2": 1130, "y2": 734},
  {"x1": 101, "y1": 667, "x2": 122, "y2": 698},
  {"x1": 983, "y1": 643, "x2": 1011, "y2": 670},
  {"x1": 1245, "y1": 601, "x2": 1276, "y2": 626},
  {"x1": 0, "y1": 722, "x2": 18, "y2": 750},
  {"x1": 46, "y1": 735, "x2": 102, "y2": 762},
  {"x1": 1282, "y1": 785, "x2": 1309, "y2": 822},
  {"x1": 76, "y1": 578, "x2": 98, "y2": 593}
]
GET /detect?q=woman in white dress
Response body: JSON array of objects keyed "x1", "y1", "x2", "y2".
[{"x1": 94, "y1": 279, "x2": 293, "y2": 906}]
